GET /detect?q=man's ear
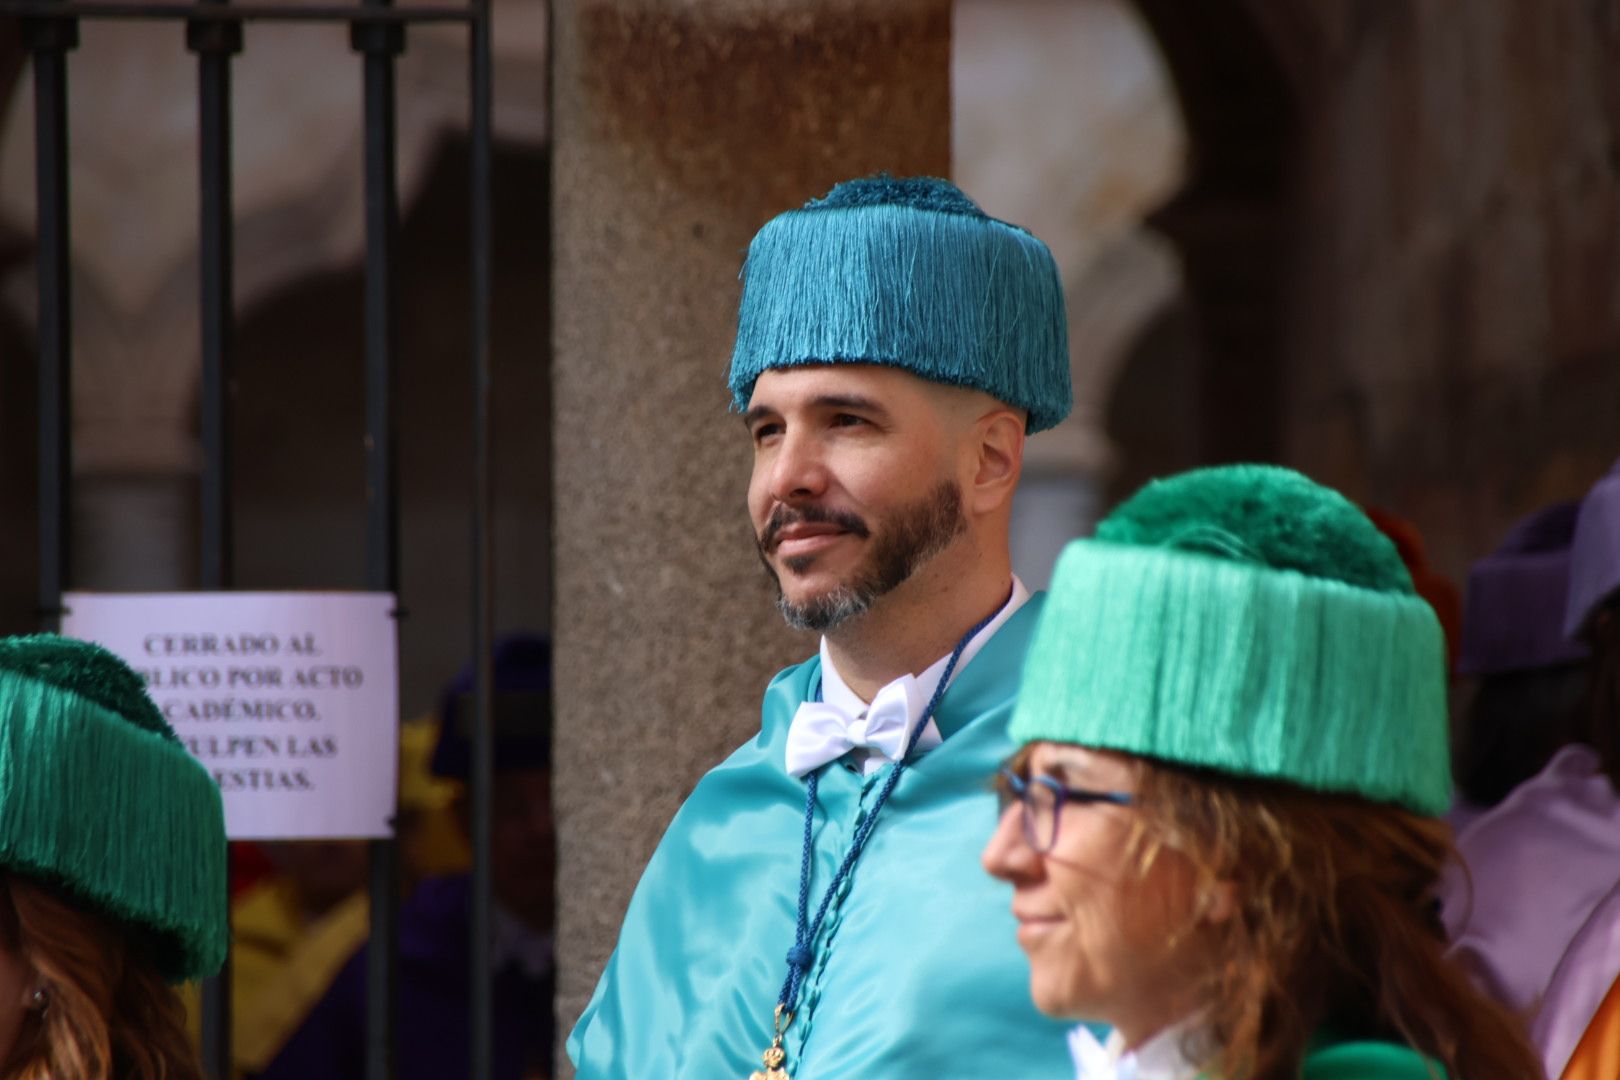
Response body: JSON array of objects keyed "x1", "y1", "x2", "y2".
[{"x1": 966, "y1": 410, "x2": 1026, "y2": 515}]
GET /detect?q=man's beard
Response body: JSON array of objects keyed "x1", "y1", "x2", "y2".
[{"x1": 756, "y1": 480, "x2": 967, "y2": 633}]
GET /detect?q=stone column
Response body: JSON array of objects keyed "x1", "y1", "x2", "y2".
[{"x1": 551, "y1": 0, "x2": 952, "y2": 1052}]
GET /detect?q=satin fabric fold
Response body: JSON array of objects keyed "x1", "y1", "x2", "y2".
[
  {"x1": 568, "y1": 596, "x2": 1073, "y2": 1079},
  {"x1": 1531, "y1": 878, "x2": 1620, "y2": 1079},
  {"x1": 1440, "y1": 744, "x2": 1620, "y2": 1016},
  {"x1": 1559, "y1": 974, "x2": 1620, "y2": 1080}
]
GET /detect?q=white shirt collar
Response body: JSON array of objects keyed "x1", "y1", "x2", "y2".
[
  {"x1": 1069, "y1": 1020, "x2": 1207, "y2": 1080},
  {"x1": 813, "y1": 577, "x2": 1029, "y2": 775}
]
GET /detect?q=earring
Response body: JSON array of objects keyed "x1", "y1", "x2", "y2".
[{"x1": 29, "y1": 987, "x2": 48, "y2": 1015}]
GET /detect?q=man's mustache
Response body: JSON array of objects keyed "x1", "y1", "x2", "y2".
[{"x1": 758, "y1": 504, "x2": 872, "y2": 552}]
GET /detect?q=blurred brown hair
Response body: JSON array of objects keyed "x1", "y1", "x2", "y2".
[
  {"x1": 1122, "y1": 761, "x2": 1544, "y2": 1080},
  {"x1": 0, "y1": 873, "x2": 201, "y2": 1080}
]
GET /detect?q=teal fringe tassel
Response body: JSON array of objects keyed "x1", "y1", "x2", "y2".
[
  {"x1": 729, "y1": 185, "x2": 1073, "y2": 433},
  {"x1": 0, "y1": 658, "x2": 228, "y2": 982},
  {"x1": 802, "y1": 174, "x2": 988, "y2": 217}
]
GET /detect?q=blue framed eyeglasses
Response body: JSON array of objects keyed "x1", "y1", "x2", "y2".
[{"x1": 995, "y1": 767, "x2": 1133, "y2": 853}]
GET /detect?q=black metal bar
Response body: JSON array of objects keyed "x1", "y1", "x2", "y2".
[
  {"x1": 0, "y1": 2, "x2": 471, "y2": 22},
  {"x1": 24, "y1": 13, "x2": 76, "y2": 632},
  {"x1": 365, "y1": 834, "x2": 400, "y2": 1080},
  {"x1": 188, "y1": 4, "x2": 241, "y2": 1075},
  {"x1": 468, "y1": 0, "x2": 494, "y2": 1072},
  {"x1": 353, "y1": 3, "x2": 405, "y2": 1076},
  {"x1": 190, "y1": 7, "x2": 239, "y2": 591}
]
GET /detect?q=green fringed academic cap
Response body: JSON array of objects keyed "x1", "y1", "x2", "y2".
[
  {"x1": 728, "y1": 175, "x2": 1073, "y2": 433},
  {"x1": 0, "y1": 634, "x2": 227, "y2": 982},
  {"x1": 1010, "y1": 465, "x2": 1452, "y2": 816}
]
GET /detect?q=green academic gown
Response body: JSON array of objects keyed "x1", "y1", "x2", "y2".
[{"x1": 568, "y1": 596, "x2": 1073, "y2": 1079}]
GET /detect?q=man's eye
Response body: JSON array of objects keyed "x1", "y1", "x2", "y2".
[
  {"x1": 752, "y1": 422, "x2": 783, "y2": 442},
  {"x1": 831, "y1": 413, "x2": 867, "y2": 428}
]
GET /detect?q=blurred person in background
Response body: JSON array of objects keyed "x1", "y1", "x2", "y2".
[
  {"x1": 1564, "y1": 459, "x2": 1620, "y2": 803},
  {"x1": 1442, "y1": 458, "x2": 1620, "y2": 1078},
  {"x1": 0, "y1": 635, "x2": 227, "y2": 1079},
  {"x1": 984, "y1": 465, "x2": 1542, "y2": 1080},
  {"x1": 258, "y1": 634, "x2": 554, "y2": 1080},
  {"x1": 1447, "y1": 502, "x2": 1592, "y2": 826},
  {"x1": 227, "y1": 714, "x2": 469, "y2": 1075},
  {"x1": 1364, "y1": 506, "x2": 1464, "y2": 673}
]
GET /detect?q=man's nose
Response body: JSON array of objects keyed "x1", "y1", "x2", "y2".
[{"x1": 768, "y1": 430, "x2": 829, "y2": 503}]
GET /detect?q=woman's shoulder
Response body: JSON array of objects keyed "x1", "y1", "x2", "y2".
[{"x1": 1302, "y1": 1039, "x2": 1446, "y2": 1079}]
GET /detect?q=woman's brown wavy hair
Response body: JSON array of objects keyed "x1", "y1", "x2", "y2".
[
  {"x1": 1121, "y1": 760, "x2": 1544, "y2": 1080},
  {"x1": 0, "y1": 873, "x2": 202, "y2": 1080}
]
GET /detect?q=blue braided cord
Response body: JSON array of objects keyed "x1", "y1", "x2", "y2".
[
  {"x1": 776, "y1": 590, "x2": 1009, "y2": 1014},
  {"x1": 786, "y1": 768, "x2": 819, "y2": 993}
]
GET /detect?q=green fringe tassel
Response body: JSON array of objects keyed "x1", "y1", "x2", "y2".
[
  {"x1": 1012, "y1": 466, "x2": 1452, "y2": 816},
  {"x1": 1012, "y1": 543, "x2": 1452, "y2": 815},
  {"x1": 0, "y1": 648, "x2": 227, "y2": 982}
]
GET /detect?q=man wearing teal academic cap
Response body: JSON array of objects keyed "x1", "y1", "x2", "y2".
[{"x1": 567, "y1": 176, "x2": 1075, "y2": 1079}]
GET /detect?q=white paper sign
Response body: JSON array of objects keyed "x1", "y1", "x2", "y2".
[{"x1": 62, "y1": 591, "x2": 399, "y2": 840}]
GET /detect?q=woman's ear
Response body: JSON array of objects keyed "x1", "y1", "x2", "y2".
[
  {"x1": 1197, "y1": 881, "x2": 1239, "y2": 926},
  {"x1": 16, "y1": 970, "x2": 42, "y2": 1012}
]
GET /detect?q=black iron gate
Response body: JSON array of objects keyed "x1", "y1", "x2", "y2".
[{"x1": 2, "y1": 1, "x2": 501, "y2": 1076}]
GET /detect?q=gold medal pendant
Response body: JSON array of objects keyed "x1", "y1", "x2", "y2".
[{"x1": 749, "y1": 1005, "x2": 792, "y2": 1080}]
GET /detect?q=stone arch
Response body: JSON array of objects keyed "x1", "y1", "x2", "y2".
[
  {"x1": 953, "y1": 0, "x2": 1191, "y2": 581},
  {"x1": 952, "y1": 0, "x2": 1312, "y2": 574},
  {"x1": 0, "y1": 9, "x2": 545, "y2": 637},
  {"x1": 228, "y1": 132, "x2": 553, "y2": 714},
  {"x1": 1128, "y1": 0, "x2": 1306, "y2": 467}
]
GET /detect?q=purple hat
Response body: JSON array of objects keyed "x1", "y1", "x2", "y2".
[
  {"x1": 431, "y1": 634, "x2": 551, "y2": 779},
  {"x1": 1458, "y1": 502, "x2": 1589, "y2": 676},
  {"x1": 1566, "y1": 458, "x2": 1620, "y2": 639}
]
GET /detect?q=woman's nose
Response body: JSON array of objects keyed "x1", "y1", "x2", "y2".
[{"x1": 982, "y1": 803, "x2": 1039, "y2": 882}]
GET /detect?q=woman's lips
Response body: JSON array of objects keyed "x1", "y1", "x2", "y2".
[{"x1": 1013, "y1": 912, "x2": 1063, "y2": 947}]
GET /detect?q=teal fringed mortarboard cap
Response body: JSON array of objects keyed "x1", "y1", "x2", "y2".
[
  {"x1": 1010, "y1": 465, "x2": 1452, "y2": 816},
  {"x1": 728, "y1": 175, "x2": 1073, "y2": 433},
  {"x1": 0, "y1": 634, "x2": 228, "y2": 981}
]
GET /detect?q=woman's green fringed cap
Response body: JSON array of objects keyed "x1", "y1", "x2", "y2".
[
  {"x1": 1010, "y1": 465, "x2": 1453, "y2": 816},
  {"x1": 728, "y1": 175, "x2": 1073, "y2": 433},
  {"x1": 0, "y1": 634, "x2": 227, "y2": 981}
]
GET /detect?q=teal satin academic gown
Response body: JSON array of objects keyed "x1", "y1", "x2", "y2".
[{"x1": 568, "y1": 596, "x2": 1074, "y2": 1079}]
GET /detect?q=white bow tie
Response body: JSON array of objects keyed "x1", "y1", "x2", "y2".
[{"x1": 784, "y1": 675, "x2": 941, "y2": 778}]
